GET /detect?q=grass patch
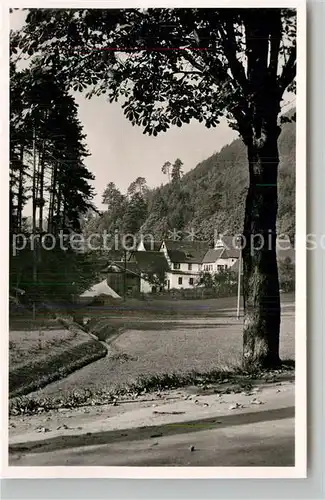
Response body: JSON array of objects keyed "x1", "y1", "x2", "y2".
[
  {"x1": 73, "y1": 292, "x2": 295, "y2": 322},
  {"x1": 10, "y1": 324, "x2": 84, "y2": 369},
  {"x1": 86, "y1": 319, "x2": 124, "y2": 343},
  {"x1": 9, "y1": 362, "x2": 294, "y2": 416},
  {"x1": 9, "y1": 338, "x2": 107, "y2": 398},
  {"x1": 9, "y1": 314, "x2": 59, "y2": 332}
]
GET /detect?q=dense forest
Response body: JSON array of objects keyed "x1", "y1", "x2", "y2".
[
  {"x1": 85, "y1": 109, "x2": 295, "y2": 246},
  {"x1": 9, "y1": 61, "x2": 101, "y2": 305}
]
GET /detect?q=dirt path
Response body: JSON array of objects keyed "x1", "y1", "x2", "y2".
[{"x1": 9, "y1": 381, "x2": 295, "y2": 467}]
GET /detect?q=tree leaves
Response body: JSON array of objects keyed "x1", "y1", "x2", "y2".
[{"x1": 15, "y1": 8, "x2": 296, "y2": 139}]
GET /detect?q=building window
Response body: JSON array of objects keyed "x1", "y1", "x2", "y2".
[
  {"x1": 189, "y1": 277, "x2": 194, "y2": 285},
  {"x1": 204, "y1": 264, "x2": 212, "y2": 271},
  {"x1": 178, "y1": 277, "x2": 183, "y2": 285},
  {"x1": 174, "y1": 263, "x2": 180, "y2": 270},
  {"x1": 188, "y1": 263, "x2": 192, "y2": 270},
  {"x1": 217, "y1": 265, "x2": 224, "y2": 271}
]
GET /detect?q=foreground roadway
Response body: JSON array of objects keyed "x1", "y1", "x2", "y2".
[{"x1": 9, "y1": 380, "x2": 295, "y2": 467}]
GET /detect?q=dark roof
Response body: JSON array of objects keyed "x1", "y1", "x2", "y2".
[
  {"x1": 104, "y1": 261, "x2": 140, "y2": 276},
  {"x1": 129, "y1": 251, "x2": 170, "y2": 273},
  {"x1": 202, "y1": 248, "x2": 224, "y2": 263},
  {"x1": 222, "y1": 247, "x2": 241, "y2": 259},
  {"x1": 164, "y1": 240, "x2": 210, "y2": 263}
]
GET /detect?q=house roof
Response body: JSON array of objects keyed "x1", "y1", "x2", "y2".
[
  {"x1": 163, "y1": 240, "x2": 210, "y2": 263},
  {"x1": 103, "y1": 261, "x2": 140, "y2": 276},
  {"x1": 222, "y1": 247, "x2": 241, "y2": 259},
  {"x1": 202, "y1": 248, "x2": 225, "y2": 263},
  {"x1": 129, "y1": 251, "x2": 170, "y2": 274}
]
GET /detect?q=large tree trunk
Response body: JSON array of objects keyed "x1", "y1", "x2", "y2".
[
  {"x1": 242, "y1": 120, "x2": 281, "y2": 369},
  {"x1": 238, "y1": 9, "x2": 284, "y2": 370}
]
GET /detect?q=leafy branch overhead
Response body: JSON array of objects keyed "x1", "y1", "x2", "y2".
[{"x1": 13, "y1": 8, "x2": 296, "y2": 141}]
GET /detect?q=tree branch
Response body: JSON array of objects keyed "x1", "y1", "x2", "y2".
[
  {"x1": 230, "y1": 105, "x2": 252, "y2": 145},
  {"x1": 181, "y1": 50, "x2": 206, "y2": 73},
  {"x1": 218, "y1": 20, "x2": 249, "y2": 95},
  {"x1": 268, "y1": 13, "x2": 282, "y2": 80},
  {"x1": 174, "y1": 71, "x2": 201, "y2": 75}
]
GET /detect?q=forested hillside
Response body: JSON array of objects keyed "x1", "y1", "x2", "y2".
[{"x1": 87, "y1": 109, "x2": 295, "y2": 246}]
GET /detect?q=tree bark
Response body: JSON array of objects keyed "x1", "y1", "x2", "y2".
[
  {"x1": 238, "y1": 10, "x2": 284, "y2": 370},
  {"x1": 38, "y1": 140, "x2": 47, "y2": 233},
  {"x1": 17, "y1": 144, "x2": 25, "y2": 232},
  {"x1": 48, "y1": 160, "x2": 59, "y2": 234},
  {"x1": 242, "y1": 120, "x2": 282, "y2": 369}
]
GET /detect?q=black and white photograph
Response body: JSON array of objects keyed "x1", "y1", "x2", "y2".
[{"x1": 5, "y1": 2, "x2": 306, "y2": 477}]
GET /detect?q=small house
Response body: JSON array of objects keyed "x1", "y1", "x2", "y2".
[
  {"x1": 160, "y1": 239, "x2": 210, "y2": 289},
  {"x1": 128, "y1": 250, "x2": 170, "y2": 293}
]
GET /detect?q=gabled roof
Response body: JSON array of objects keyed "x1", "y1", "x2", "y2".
[
  {"x1": 103, "y1": 261, "x2": 140, "y2": 276},
  {"x1": 129, "y1": 251, "x2": 170, "y2": 273},
  {"x1": 202, "y1": 248, "x2": 225, "y2": 263},
  {"x1": 163, "y1": 239, "x2": 210, "y2": 263},
  {"x1": 221, "y1": 247, "x2": 241, "y2": 259}
]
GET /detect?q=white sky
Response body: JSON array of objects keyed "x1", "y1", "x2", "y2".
[{"x1": 10, "y1": 9, "x2": 294, "y2": 212}]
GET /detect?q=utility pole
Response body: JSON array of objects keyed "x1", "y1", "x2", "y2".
[
  {"x1": 32, "y1": 126, "x2": 37, "y2": 320},
  {"x1": 236, "y1": 246, "x2": 242, "y2": 320},
  {"x1": 123, "y1": 249, "x2": 127, "y2": 301}
]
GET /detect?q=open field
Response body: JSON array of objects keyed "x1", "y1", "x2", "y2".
[
  {"x1": 10, "y1": 328, "x2": 84, "y2": 369},
  {"x1": 9, "y1": 326, "x2": 107, "y2": 397},
  {"x1": 75, "y1": 292, "x2": 295, "y2": 322},
  {"x1": 24, "y1": 294, "x2": 295, "y2": 400}
]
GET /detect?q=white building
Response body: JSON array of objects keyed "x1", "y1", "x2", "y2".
[
  {"x1": 202, "y1": 234, "x2": 241, "y2": 273},
  {"x1": 128, "y1": 250, "x2": 170, "y2": 293},
  {"x1": 160, "y1": 239, "x2": 209, "y2": 290}
]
